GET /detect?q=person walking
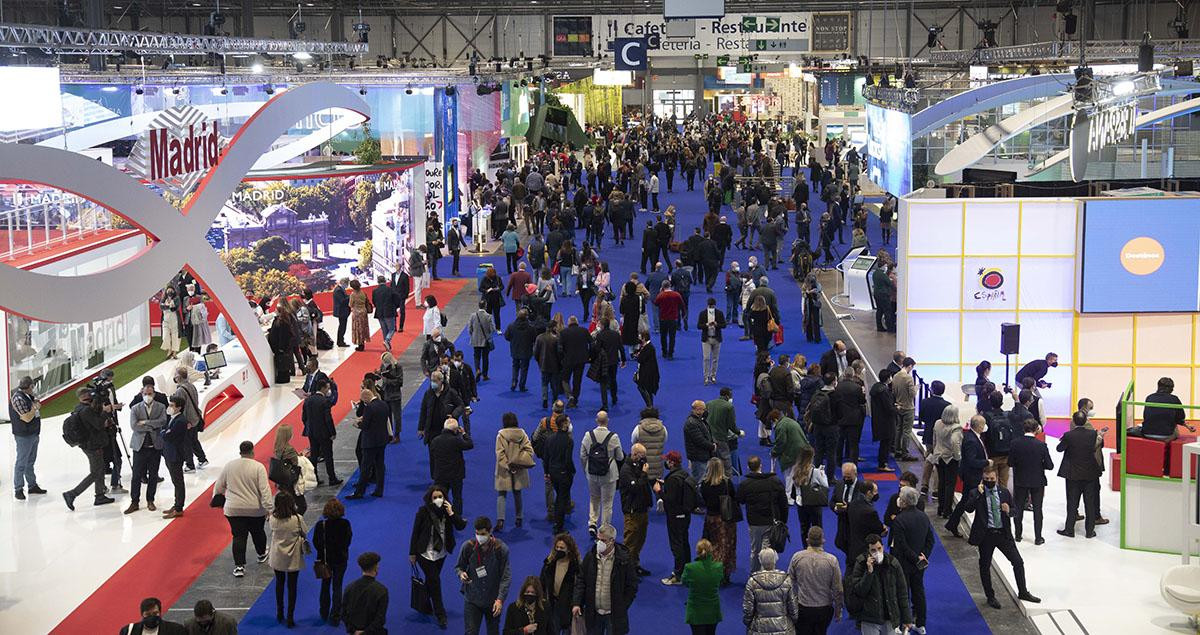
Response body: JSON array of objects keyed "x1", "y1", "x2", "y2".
[
  {"x1": 410, "y1": 484, "x2": 466, "y2": 628},
  {"x1": 699, "y1": 458, "x2": 740, "y2": 585},
  {"x1": 504, "y1": 309, "x2": 538, "y2": 393},
  {"x1": 653, "y1": 281, "x2": 684, "y2": 360},
  {"x1": 313, "y1": 498, "x2": 353, "y2": 627},
  {"x1": 536, "y1": 403, "x2": 577, "y2": 534},
  {"x1": 737, "y1": 455, "x2": 788, "y2": 573},
  {"x1": 268, "y1": 491, "x2": 306, "y2": 628},
  {"x1": 341, "y1": 552, "x2": 390, "y2": 635},
  {"x1": 844, "y1": 534, "x2": 913, "y2": 635},
  {"x1": 889, "y1": 487, "x2": 935, "y2": 633},
  {"x1": 681, "y1": 539, "x2": 724, "y2": 635},
  {"x1": 371, "y1": 275, "x2": 401, "y2": 352},
  {"x1": 790, "y1": 447, "x2": 829, "y2": 548},
  {"x1": 9, "y1": 376, "x2": 45, "y2": 501},
  {"x1": 661, "y1": 451, "x2": 696, "y2": 586},
  {"x1": 618, "y1": 442, "x2": 654, "y2": 578},
  {"x1": 975, "y1": 465, "x2": 1047, "y2": 611},
  {"x1": 495, "y1": 412, "x2": 535, "y2": 532},
  {"x1": 632, "y1": 331, "x2": 660, "y2": 407},
  {"x1": 539, "y1": 534, "x2": 581, "y2": 634},
  {"x1": 580, "y1": 411, "x2": 624, "y2": 538},
  {"x1": 930, "y1": 405, "x2": 964, "y2": 519},
  {"x1": 430, "y1": 418, "x2": 474, "y2": 515},
  {"x1": 786, "y1": 527, "x2": 842, "y2": 635},
  {"x1": 743, "y1": 546, "x2": 799, "y2": 634},
  {"x1": 469, "y1": 301, "x2": 498, "y2": 382},
  {"x1": 213, "y1": 440, "x2": 273, "y2": 577},
  {"x1": 572, "y1": 523, "x2": 640, "y2": 635},
  {"x1": 534, "y1": 322, "x2": 563, "y2": 409},
  {"x1": 456, "y1": 517, "x2": 512, "y2": 635},
  {"x1": 696, "y1": 297, "x2": 725, "y2": 385},
  {"x1": 378, "y1": 354, "x2": 404, "y2": 442},
  {"x1": 1009, "y1": 419, "x2": 1053, "y2": 544},
  {"x1": 503, "y1": 576, "x2": 550, "y2": 635},
  {"x1": 768, "y1": 410, "x2": 809, "y2": 507}
]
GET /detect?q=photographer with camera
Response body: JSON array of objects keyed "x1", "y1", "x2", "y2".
[
  {"x1": 9, "y1": 375, "x2": 46, "y2": 500},
  {"x1": 63, "y1": 386, "x2": 118, "y2": 510},
  {"x1": 92, "y1": 369, "x2": 128, "y2": 493}
]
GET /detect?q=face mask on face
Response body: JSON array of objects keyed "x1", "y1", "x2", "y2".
[
  {"x1": 431, "y1": 497, "x2": 445, "y2": 508},
  {"x1": 844, "y1": 478, "x2": 854, "y2": 485},
  {"x1": 872, "y1": 551, "x2": 884, "y2": 564},
  {"x1": 984, "y1": 480, "x2": 997, "y2": 489},
  {"x1": 142, "y1": 615, "x2": 161, "y2": 629},
  {"x1": 432, "y1": 382, "x2": 442, "y2": 391},
  {"x1": 453, "y1": 361, "x2": 462, "y2": 367},
  {"x1": 555, "y1": 547, "x2": 568, "y2": 557},
  {"x1": 143, "y1": 394, "x2": 154, "y2": 404},
  {"x1": 1050, "y1": 361, "x2": 1058, "y2": 367},
  {"x1": 523, "y1": 593, "x2": 537, "y2": 602},
  {"x1": 1087, "y1": 409, "x2": 1095, "y2": 419},
  {"x1": 476, "y1": 533, "x2": 489, "y2": 544}
]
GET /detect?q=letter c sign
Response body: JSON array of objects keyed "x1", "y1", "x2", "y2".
[{"x1": 614, "y1": 38, "x2": 647, "y2": 70}]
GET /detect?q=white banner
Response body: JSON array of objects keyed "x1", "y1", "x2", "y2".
[
  {"x1": 424, "y1": 161, "x2": 445, "y2": 218},
  {"x1": 592, "y1": 13, "x2": 813, "y2": 57}
]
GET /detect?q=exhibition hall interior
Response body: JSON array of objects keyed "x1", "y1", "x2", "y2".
[{"x1": 2, "y1": 0, "x2": 1200, "y2": 633}]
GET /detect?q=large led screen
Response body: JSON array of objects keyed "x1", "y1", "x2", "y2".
[
  {"x1": 0, "y1": 67, "x2": 63, "y2": 132},
  {"x1": 865, "y1": 103, "x2": 912, "y2": 196},
  {"x1": 1079, "y1": 198, "x2": 1200, "y2": 313}
]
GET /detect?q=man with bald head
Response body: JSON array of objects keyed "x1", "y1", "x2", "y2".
[
  {"x1": 348, "y1": 388, "x2": 390, "y2": 500},
  {"x1": 683, "y1": 400, "x2": 716, "y2": 484},
  {"x1": 819, "y1": 340, "x2": 863, "y2": 377}
]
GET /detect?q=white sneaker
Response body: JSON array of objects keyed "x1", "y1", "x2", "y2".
[
  {"x1": 233, "y1": 566, "x2": 245, "y2": 577},
  {"x1": 183, "y1": 466, "x2": 195, "y2": 473},
  {"x1": 257, "y1": 552, "x2": 269, "y2": 564},
  {"x1": 198, "y1": 460, "x2": 209, "y2": 469}
]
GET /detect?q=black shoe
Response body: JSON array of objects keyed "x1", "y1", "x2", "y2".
[
  {"x1": 1057, "y1": 529, "x2": 1075, "y2": 538},
  {"x1": 1085, "y1": 531, "x2": 1097, "y2": 538},
  {"x1": 985, "y1": 596, "x2": 1002, "y2": 609},
  {"x1": 94, "y1": 495, "x2": 116, "y2": 506},
  {"x1": 1094, "y1": 517, "x2": 1110, "y2": 525},
  {"x1": 63, "y1": 492, "x2": 77, "y2": 510},
  {"x1": 277, "y1": 610, "x2": 284, "y2": 623},
  {"x1": 636, "y1": 567, "x2": 651, "y2": 577},
  {"x1": 371, "y1": 491, "x2": 384, "y2": 497},
  {"x1": 329, "y1": 478, "x2": 344, "y2": 486},
  {"x1": 1018, "y1": 591, "x2": 1041, "y2": 603},
  {"x1": 14, "y1": 489, "x2": 25, "y2": 500},
  {"x1": 1014, "y1": 534, "x2": 1022, "y2": 542},
  {"x1": 346, "y1": 493, "x2": 364, "y2": 500},
  {"x1": 944, "y1": 524, "x2": 962, "y2": 538},
  {"x1": 515, "y1": 518, "x2": 522, "y2": 528},
  {"x1": 437, "y1": 615, "x2": 448, "y2": 628},
  {"x1": 542, "y1": 399, "x2": 549, "y2": 408},
  {"x1": 27, "y1": 486, "x2": 46, "y2": 495},
  {"x1": 1034, "y1": 536, "x2": 1045, "y2": 545}
]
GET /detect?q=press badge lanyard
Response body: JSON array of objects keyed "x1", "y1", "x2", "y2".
[{"x1": 474, "y1": 538, "x2": 491, "y2": 579}]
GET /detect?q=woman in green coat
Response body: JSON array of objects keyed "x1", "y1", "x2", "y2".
[{"x1": 681, "y1": 539, "x2": 724, "y2": 634}]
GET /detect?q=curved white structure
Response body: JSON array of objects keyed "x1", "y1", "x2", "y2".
[
  {"x1": 0, "y1": 82, "x2": 370, "y2": 385},
  {"x1": 934, "y1": 94, "x2": 1074, "y2": 176}
]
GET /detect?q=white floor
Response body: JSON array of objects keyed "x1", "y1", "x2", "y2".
[
  {"x1": 983, "y1": 438, "x2": 1194, "y2": 635},
  {"x1": 0, "y1": 319, "x2": 368, "y2": 634}
]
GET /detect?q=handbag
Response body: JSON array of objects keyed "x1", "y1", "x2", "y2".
[
  {"x1": 210, "y1": 493, "x2": 226, "y2": 508},
  {"x1": 773, "y1": 324, "x2": 785, "y2": 346},
  {"x1": 795, "y1": 472, "x2": 831, "y2": 507},
  {"x1": 766, "y1": 520, "x2": 790, "y2": 552},
  {"x1": 767, "y1": 318, "x2": 780, "y2": 333},
  {"x1": 295, "y1": 517, "x2": 312, "y2": 557},
  {"x1": 507, "y1": 436, "x2": 536, "y2": 470},
  {"x1": 569, "y1": 613, "x2": 588, "y2": 635},
  {"x1": 411, "y1": 564, "x2": 435, "y2": 614},
  {"x1": 269, "y1": 457, "x2": 299, "y2": 488},
  {"x1": 313, "y1": 520, "x2": 332, "y2": 579},
  {"x1": 718, "y1": 493, "x2": 738, "y2": 523}
]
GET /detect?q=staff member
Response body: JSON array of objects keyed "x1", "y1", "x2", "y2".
[{"x1": 1008, "y1": 419, "x2": 1053, "y2": 545}]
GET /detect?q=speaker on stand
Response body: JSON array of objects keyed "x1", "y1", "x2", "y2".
[{"x1": 1000, "y1": 322, "x2": 1020, "y2": 391}]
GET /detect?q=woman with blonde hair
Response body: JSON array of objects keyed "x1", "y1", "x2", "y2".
[
  {"x1": 681, "y1": 538, "x2": 724, "y2": 634},
  {"x1": 698, "y1": 457, "x2": 739, "y2": 585},
  {"x1": 790, "y1": 446, "x2": 829, "y2": 547},
  {"x1": 271, "y1": 424, "x2": 314, "y2": 514}
]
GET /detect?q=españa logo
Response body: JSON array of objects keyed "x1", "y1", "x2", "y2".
[{"x1": 979, "y1": 268, "x2": 1004, "y2": 290}]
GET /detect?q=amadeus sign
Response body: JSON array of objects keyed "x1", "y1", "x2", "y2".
[
  {"x1": 1069, "y1": 100, "x2": 1138, "y2": 182},
  {"x1": 592, "y1": 12, "x2": 812, "y2": 57}
]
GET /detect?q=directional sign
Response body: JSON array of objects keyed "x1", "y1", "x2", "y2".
[
  {"x1": 753, "y1": 39, "x2": 807, "y2": 52},
  {"x1": 716, "y1": 54, "x2": 731, "y2": 66},
  {"x1": 613, "y1": 37, "x2": 647, "y2": 70},
  {"x1": 741, "y1": 16, "x2": 757, "y2": 31},
  {"x1": 765, "y1": 17, "x2": 781, "y2": 32}
]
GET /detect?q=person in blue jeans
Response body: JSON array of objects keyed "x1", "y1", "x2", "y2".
[
  {"x1": 455, "y1": 517, "x2": 511, "y2": 635},
  {"x1": 9, "y1": 376, "x2": 45, "y2": 500},
  {"x1": 501, "y1": 224, "x2": 521, "y2": 274},
  {"x1": 313, "y1": 498, "x2": 353, "y2": 626}
]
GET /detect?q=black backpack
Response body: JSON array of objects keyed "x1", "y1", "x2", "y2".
[
  {"x1": 62, "y1": 409, "x2": 85, "y2": 447},
  {"x1": 586, "y1": 430, "x2": 615, "y2": 476},
  {"x1": 677, "y1": 471, "x2": 700, "y2": 511}
]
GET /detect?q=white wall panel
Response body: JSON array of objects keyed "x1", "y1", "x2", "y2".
[
  {"x1": 906, "y1": 257, "x2": 961, "y2": 310},
  {"x1": 907, "y1": 313, "x2": 961, "y2": 365}
]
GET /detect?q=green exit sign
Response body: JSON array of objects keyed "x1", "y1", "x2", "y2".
[{"x1": 741, "y1": 16, "x2": 757, "y2": 31}]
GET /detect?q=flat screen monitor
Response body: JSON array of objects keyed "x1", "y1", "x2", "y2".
[
  {"x1": 1078, "y1": 198, "x2": 1200, "y2": 313},
  {"x1": 851, "y1": 256, "x2": 876, "y2": 271},
  {"x1": 203, "y1": 350, "x2": 228, "y2": 371}
]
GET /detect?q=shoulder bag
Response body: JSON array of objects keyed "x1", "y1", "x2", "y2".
[
  {"x1": 508, "y1": 434, "x2": 536, "y2": 470},
  {"x1": 180, "y1": 386, "x2": 207, "y2": 432},
  {"x1": 296, "y1": 517, "x2": 312, "y2": 556},
  {"x1": 313, "y1": 519, "x2": 332, "y2": 579},
  {"x1": 411, "y1": 563, "x2": 435, "y2": 614}
]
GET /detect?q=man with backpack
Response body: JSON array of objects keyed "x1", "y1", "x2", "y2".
[
  {"x1": 63, "y1": 386, "x2": 117, "y2": 510},
  {"x1": 659, "y1": 450, "x2": 697, "y2": 586},
  {"x1": 580, "y1": 411, "x2": 625, "y2": 539},
  {"x1": 535, "y1": 401, "x2": 576, "y2": 535},
  {"x1": 737, "y1": 455, "x2": 788, "y2": 573}
]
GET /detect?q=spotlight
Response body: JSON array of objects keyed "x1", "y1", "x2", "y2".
[
  {"x1": 979, "y1": 20, "x2": 998, "y2": 48},
  {"x1": 251, "y1": 62, "x2": 264, "y2": 74},
  {"x1": 445, "y1": 86, "x2": 456, "y2": 96},
  {"x1": 894, "y1": 62, "x2": 903, "y2": 79},
  {"x1": 375, "y1": 55, "x2": 385, "y2": 68},
  {"x1": 926, "y1": 26, "x2": 942, "y2": 49},
  {"x1": 405, "y1": 87, "x2": 413, "y2": 95},
  {"x1": 264, "y1": 84, "x2": 275, "y2": 94},
  {"x1": 1055, "y1": 0, "x2": 1073, "y2": 13},
  {"x1": 220, "y1": 86, "x2": 228, "y2": 95},
  {"x1": 1064, "y1": 13, "x2": 1078, "y2": 36},
  {"x1": 290, "y1": 19, "x2": 306, "y2": 38},
  {"x1": 1171, "y1": 13, "x2": 1190, "y2": 39},
  {"x1": 353, "y1": 22, "x2": 370, "y2": 44},
  {"x1": 359, "y1": 87, "x2": 367, "y2": 95},
  {"x1": 1138, "y1": 32, "x2": 1154, "y2": 72},
  {"x1": 1073, "y1": 65, "x2": 1094, "y2": 101},
  {"x1": 295, "y1": 62, "x2": 304, "y2": 73},
  {"x1": 293, "y1": 52, "x2": 312, "y2": 61},
  {"x1": 904, "y1": 72, "x2": 916, "y2": 89},
  {"x1": 135, "y1": 86, "x2": 144, "y2": 95},
  {"x1": 171, "y1": 87, "x2": 181, "y2": 95}
]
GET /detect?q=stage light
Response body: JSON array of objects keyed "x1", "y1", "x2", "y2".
[
  {"x1": 359, "y1": 87, "x2": 367, "y2": 95},
  {"x1": 1171, "y1": 12, "x2": 1190, "y2": 39},
  {"x1": 405, "y1": 87, "x2": 413, "y2": 95},
  {"x1": 1112, "y1": 80, "x2": 1135, "y2": 96},
  {"x1": 445, "y1": 86, "x2": 456, "y2": 96},
  {"x1": 134, "y1": 86, "x2": 144, "y2": 95},
  {"x1": 353, "y1": 22, "x2": 370, "y2": 44},
  {"x1": 171, "y1": 87, "x2": 181, "y2": 95},
  {"x1": 904, "y1": 72, "x2": 916, "y2": 89},
  {"x1": 220, "y1": 87, "x2": 228, "y2": 95},
  {"x1": 1138, "y1": 32, "x2": 1154, "y2": 73},
  {"x1": 1064, "y1": 14, "x2": 1078, "y2": 36},
  {"x1": 264, "y1": 84, "x2": 275, "y2": 94},
  {"x1": 926, "y1": 26, "x2": 942, "y2": 49},
  {"x1": 293, "y1": 52, "x2": 312, "y2": 61},
  {"x1": 251, "y1": 62, "x2": 264, "y2": 74},
  {"x1": 979, "y1": 20, "x2": 998, "y2": 48}
]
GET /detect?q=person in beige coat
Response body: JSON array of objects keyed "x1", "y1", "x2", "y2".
[
  {"x1": 268, "y1": 491, "x2": 308, "y2": 627},
  {"x1": 495, "y1": 412, "x2": 535, "y2": 532},
  {"x1": 930, "y1": 404, "x2": 964, "y2": 519}
]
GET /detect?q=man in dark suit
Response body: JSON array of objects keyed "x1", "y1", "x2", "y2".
[
  {"x1": 829, "y1": 372, "x2": 865, "y2": 467},
  {"x1": 819, "y1": 340, "x2": 862, "y2": 377},
  {"x1": 1015, "y1": 352, "x2": 1058, "y2": 388},
  {"x1": 389, "y1": 267, "x2": 411, "y2": 332},
  {"x1": 302, "y1": 378, "x2": 341, "y2": 486},
  {"x1": 964, "y1": 465, "x2": 1041, "y2": 608},
  {"x1": 558, "y1": 316, "x2": 593, "y2": 408},
  {"x1": 868, "y1": 370, "x2": 897, "y2": 473},
  {"x1": 371, "y1": 275, "x2": 401, "y2": 351},
  {"x1": 429, "y1": 418, "x2": 474, "y2": 515},
  {"x1": 1008, "y1": 419, "x2": 1052, "y2": 544},
  {"x1": 946, "y1": 415, "x2": 991, "y2": 537},
  {"x1": 885, "y1": 350, "x2": 904, "y2": 375},
  {"x1": 349, "y1": 389, "x2": 390, "y2": 499},
  {"x1": 830, "y1": 462, "x2": 861, "y2": 555},
  {"x1": 890, "y1": 486, "x2": 935, "y2": 631},
  {"x1": 342, "y1": 552, "x2": 389, "y2": 634},
  {"x1": 332, "y1": 277, "x2": 351, "y2": 347},
  {"x1": 845, "y1": 480, "x2": 885, "y2": 565},
  {"x1": 119, "y1": 597, "x2": 186, "y2": 635},
  {"x1": 917, "y1": 380, "x2": 951, "y2": 498},
  {"x1": 1056, "y1": 411, "x2": 1103, "y2": 538},
  {"x1": 446, "y1": 216, "x2": 466, "y2": 276}
]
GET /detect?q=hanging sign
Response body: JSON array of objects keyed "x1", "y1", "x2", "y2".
[{"x1": 1069, "y1": 101, "x2": 1138, "y2": 181}]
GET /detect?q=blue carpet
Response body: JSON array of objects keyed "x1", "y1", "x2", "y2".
[{"x1": 239, "y1": 166, "x2": 985, "y2": 633}]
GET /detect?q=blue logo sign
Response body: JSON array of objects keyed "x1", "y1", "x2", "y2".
[{"x1": 613, "y1": 38, "x2": 647, "y2": 70}]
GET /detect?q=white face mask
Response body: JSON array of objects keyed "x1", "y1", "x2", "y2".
[
  {"x1": 431, "y1": 497, "x2": 445, "y2": 508},
  {"x1": 453, "y1": 361, "x2": 462, "y2": 367},
  {"x1": 142, "y1": 394, "x2": 154, "y2": 404},
  {"x1": 872, "y1": 551, "x2": 884, "y2": 564},
  {"x1": 475, "y1": 533, "x2": 489, "y2": 544}
]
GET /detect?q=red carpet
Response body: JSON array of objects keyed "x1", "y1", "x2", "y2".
[{"x1": 51, "y1": 278, "x2": 469, "y2": 635}]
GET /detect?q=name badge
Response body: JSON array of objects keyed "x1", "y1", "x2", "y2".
[{"x1": 475, "y1": 566, "x2": 488, "y2": 579}]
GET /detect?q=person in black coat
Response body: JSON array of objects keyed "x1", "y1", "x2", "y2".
[
  {"x1": 594, "y1": 321, "x2": 627, "y2": 410},
  {"x1": 1056, "y1": 411, "x2": 1103, "y2": 539},
  {"x1": 845, "y1": 480, "x2": 885, "y2": 566},
  {"x1": 868, "y1": 370, "x2": 897, "y2": 472},
  {"x1": 558, "y1": 317, "x2": 592, "y2": 408},
  {"x1": 332, "y1": 278, "x2": 351, "y2": 347},
  {"x1": 349, "y1": 391, "x2": 390, "y2": 499},
  {"x1": 429, "y1": 419, "x2": 474, "y2": 515},
  {"x1": 119, "y1": 597, "x2": 186, "y2": 635},
  {"x1": 302, "y1": 379, "x2": 340, "y2": 485},
  {"x1": 342, "y1": 552, "x2": 389, "y2": 634},
  {"x1": 541, "y1": 417, "x2": 577, "y2": 534},
  {"x1": 889, "y1": 487, "x2": 935, "y2": 631},
  {"x1": 946, "y1": 415, "x2": 991, "y2": 536},
  {"x1": 418, "y1": 372, "x2": 466, "y2": 446},
  {"x1": 640, "y1": 221, "x2": 659, "y2": 274},
  {"x1": 831, "y1": 372, "x2": 866, "y2": 468},
  {"x1": 539, "y1": 535, "x2": 582, "y2": 633},
  {"x1": 314, "y1": 498, "x2": 354, "y2": 625},
  {"x1": 1008, "y1": 419, "x2": 1054, "y2": 544},
  {"x1": 818, "y1": 341, "x2": 862, "y2": 377},
  {"x1": 632, "y1": 333, "x2": 660, "y2": 407},
  {"x1": 964, "y1": 465, "x2": 1041, "y2": 609},
  {"x1": 409, "y1": 484, "x2": 467, "y2": 627},
  {"x1": 830, "y1": 463, "x2": 861, "y2": 555},
  {"x1": 503, "y1": 310, "x2": 538, "y2": 392},
  {"x1": 371, "y1": 275, "x2": 402, "y2": 352},
  {"x1": 504, "y1": 576, "x2": 552, "y2": 635},
  {"x1": 480, "y1": 268, "x2": 505, "y2": 329},
  {"x1": 572, "y1": 528, "x2": 639, "y2": 635},
  {"x1": 389, "y1": 268, "x2": 411, "y2": 332}
]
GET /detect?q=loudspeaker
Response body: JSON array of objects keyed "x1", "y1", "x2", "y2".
[{"x1": 1000, "y1": 322, "x2": 1021, "y2": 355}]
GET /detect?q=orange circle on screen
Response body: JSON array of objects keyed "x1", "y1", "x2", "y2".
[{"x1": 1120, "y1": 237, "x2": 1165, "y2": 275}]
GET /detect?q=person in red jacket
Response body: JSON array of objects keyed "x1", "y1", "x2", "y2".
[
  {"x1": 505, "y1": 262, "x2": 533, "y2": 309},
  {"x1": 653, "y1": 281, "x2": 684, "y2": 360}
]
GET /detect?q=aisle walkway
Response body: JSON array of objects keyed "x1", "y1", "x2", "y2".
[{"x1": 236, "y1": 169, "x2": 988, "y2": 633}]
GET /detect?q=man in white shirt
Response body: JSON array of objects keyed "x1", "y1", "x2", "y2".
[
  {"x1": 650, "y1": 174, "x2": 661, "y2": 212},
  {"x1": 580, "y1": 411, "x2": 625, "y2": 539}
]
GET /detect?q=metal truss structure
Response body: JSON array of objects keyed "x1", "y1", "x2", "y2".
[
  {"x1": 928, "y1": 39, "x2": 1200, "y2": 65},
  {"x1": 861, "y1": 85, "x2": 922, "y2": 112},
  {"x1": 0, "y1": 22, "x2": 368, "y2": 56}
]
